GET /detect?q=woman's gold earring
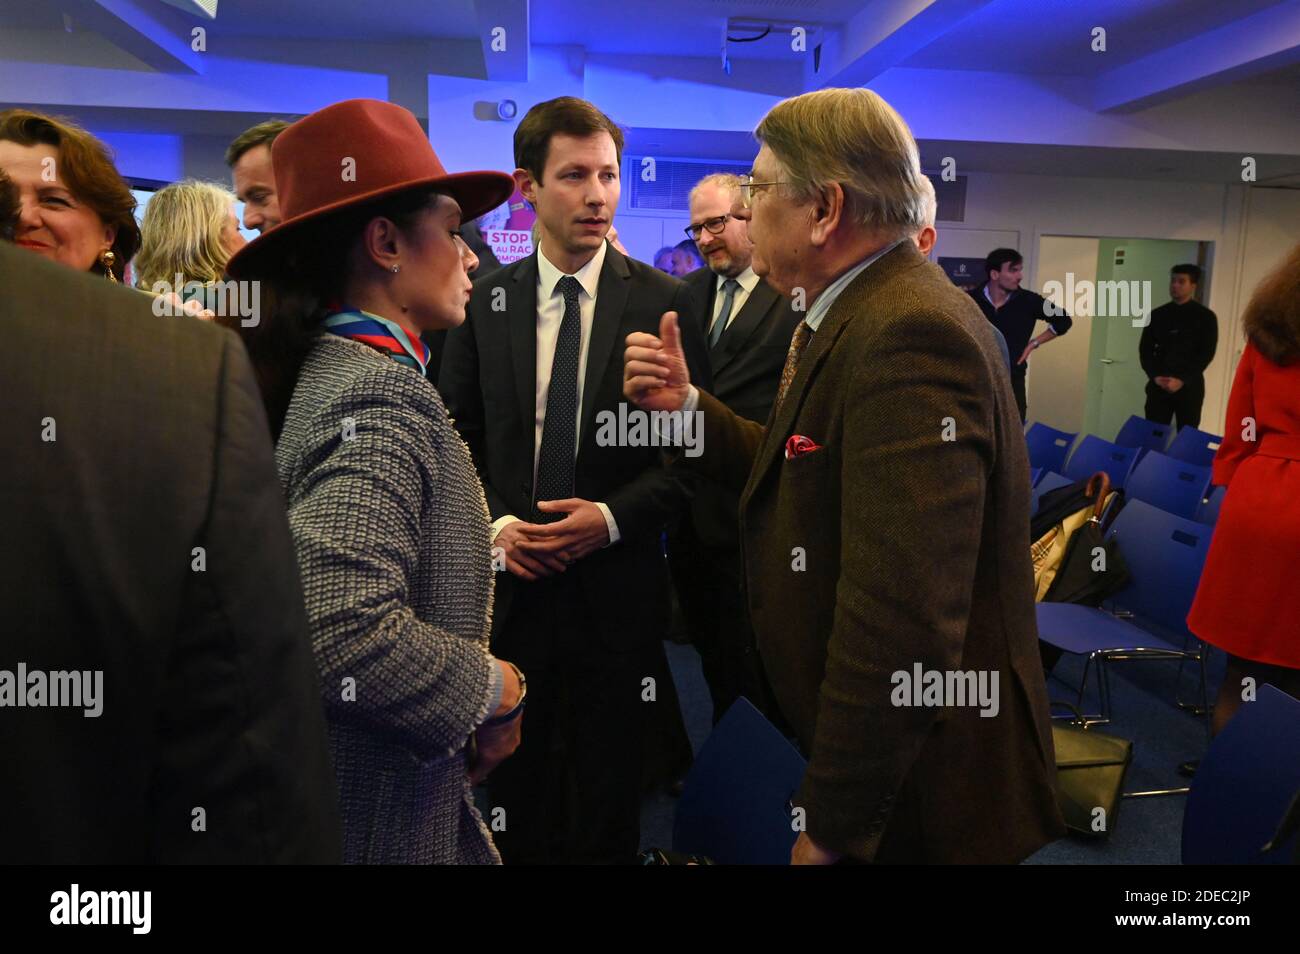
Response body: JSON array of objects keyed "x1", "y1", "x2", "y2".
[
  {"x1": 391, "y1": 264, "x2": 401, "y2": 273},
  {"x1": 99, "y1": 249, "x2": 118, "y2": 283}
]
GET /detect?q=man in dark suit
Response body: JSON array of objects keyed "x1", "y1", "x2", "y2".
[
  {"x1": 674, "y1": 172, "x2": 801, "y2": 724},
  {"x1": 439, "y1": 97, "x2": 710, "y2": 864},
  {"x1": 1139, "y1": 263, "x2": 1218, "y2": 429},
  {"x1": 0, "y1": 242, "x2": 341, "y2": 863},
  {"x1": 624, "y1": 88, "x2": 1063, "y2": 864}
]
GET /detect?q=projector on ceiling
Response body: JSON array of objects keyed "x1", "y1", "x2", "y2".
[{"x1": 159, "y1": 0, "x2": 219, "y2": 18}]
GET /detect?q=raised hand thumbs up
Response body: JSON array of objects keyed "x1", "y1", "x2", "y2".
[{"x1": 623, "y1": 310, "x2": 692, "y2": 412}]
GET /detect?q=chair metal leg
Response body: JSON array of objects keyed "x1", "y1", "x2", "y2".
[
  {"x1": 1124, "y1": 786, "x2": 1191, "y2": 798},
  {"x1": 1072, "y1": 651, "x2": 1109, "y2": 725},
  {"x1": 1116, "y1": 641, "x2": 1206, "y2": 798},
  {"x1": 1175, "y1": 649, "x2": 1211, "y2": 717},
  {"x1": 1175, "y1": 633, "x2": 1190, "y2": 688},
  {"x1": 1197, "y1": 650, "x2": 1211, "y2": 738},
  {"x1": 1045, "y1": 630, "x2": 1211, "y2": 799},
  {"x1": 1052, "y1": 641, "x2": 1208, "y2": 728},
  {"x1": 1099, "y1": 656, "x2": 1114, "y2": 726}
]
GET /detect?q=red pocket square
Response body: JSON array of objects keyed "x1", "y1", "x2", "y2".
[{"x1": 785, "y1": 434, "x2": 823, "y2": 460}]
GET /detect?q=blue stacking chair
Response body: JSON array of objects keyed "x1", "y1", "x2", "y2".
[
  {"x1": 1166, "y1": 426, "x2": 1222, "y2": 468},
  {"x1": 1030, "y1": 467, "x2": 1043, "y2": 487},
  {"x1": 1182, "y1": 685, "x2": 1300, "y2": 864},
  {"x1": 1031, "y1": 470, "x2": 1075, "y2": 515},
  {"x1": 1025, "y1": 422, "x2": 1077, "y2": 474},
  {"x1": 1114, "y1": 414, "x2": 1173, "y2": 454},
  {"x1": 1196, "y1": 484, "x2": 1226, "y2": 525},
  {"x1": 1036, "y1": 499, "x2": 1212, "y2": 728},
  {"x1": 1124, "y1": 451, "x2": 1212, "y2": 520},
  {"x1": 673, "y1": 698, "x2": 806, "y2": 864},
  {"x1": 1062, "y1": 435, "x2": 1140, "y2": 490}
]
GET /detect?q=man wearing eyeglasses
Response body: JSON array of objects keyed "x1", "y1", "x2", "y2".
[
  {"x1": 626, "y1": 89, "x2": 1062, "y2": 865},
  {"x1": 670, "y1": 173, "x2": 801, "y2": 726}
]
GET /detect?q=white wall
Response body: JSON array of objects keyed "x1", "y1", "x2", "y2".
[
  {"x1": 1032, "y1": 236, "x2": 1099, "y2": 434},
  {"x1": 426, "y1": 45, "x2": 588, "y2": 178},
  {"x1": 932, "y1": 226, "x2": 1020, "y2": 261},
  {"x1": 1222, "y1": 187, "x2": 1300, "y2": 414}
]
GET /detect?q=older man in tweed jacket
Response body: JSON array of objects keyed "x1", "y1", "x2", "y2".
[{"x1": 625, "y1": 88, "x2": 1064, "y2": 864}]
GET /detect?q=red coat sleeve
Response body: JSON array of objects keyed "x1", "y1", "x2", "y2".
[{"x1": 1212, "y1": 342, "x2": 1258, "y2": 487}]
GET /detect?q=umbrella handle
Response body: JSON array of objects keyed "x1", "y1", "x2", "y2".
[{"x1": 1085, "y1": 471, "x2": 1112, "y2": 522}]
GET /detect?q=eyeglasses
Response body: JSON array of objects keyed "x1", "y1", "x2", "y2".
[
  {"x1": 684, "y1": 214, "x2": 731, "y2": 241},
  {"x1": 737, "y1": 173, "x2": 784, "y2": 209}
]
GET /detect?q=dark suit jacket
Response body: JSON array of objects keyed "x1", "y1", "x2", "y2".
[
  {"x1": 682, "y1": 266, "x2": 801, "y2": 549},
  {"x1": 439, "y1": 243, "x2": 711, "y2": 648},
  {"x1": 0, "y1": 243, "x2": 341, "y2": 863},
  {"x1": 1139, "y1": 299, "x2": 1218, "y2": 383},
  {"x1": 685, "y1": 241, "x2": 1064, "y2": 863}
]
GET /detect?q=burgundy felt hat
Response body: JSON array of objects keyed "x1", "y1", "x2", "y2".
[{"x1": 226, "y1": 98, "x2": 514, "y2": 279}]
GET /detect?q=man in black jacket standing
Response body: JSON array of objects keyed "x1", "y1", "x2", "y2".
[
  {"x1": 969, "y1": 248, "x2": 1072, "y2": 422},
  {"x1": 1140, "y1": 264, "x2": 1218, "y2": 429},
  {"x1": 674, "y1": 173, "x2": 800, "y2": 724},
  {"x1": 439, "y1": 97, "x2": 711, "y2": 863}
]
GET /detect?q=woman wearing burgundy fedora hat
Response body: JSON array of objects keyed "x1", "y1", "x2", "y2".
[{"x1": 225, "y1": 99, "x2": 523, "y2": 864}]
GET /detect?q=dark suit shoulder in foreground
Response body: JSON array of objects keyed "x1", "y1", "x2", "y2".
[{"x1": 0, "y1": 243, "x2": 341, "y2": 863}]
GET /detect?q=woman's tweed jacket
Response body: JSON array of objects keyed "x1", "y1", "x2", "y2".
[{"x1": 275, "y1": 333, "x2": 499, "y2": 864}]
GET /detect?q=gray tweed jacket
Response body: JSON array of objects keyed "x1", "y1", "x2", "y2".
[{"x1": 276, "y1": 333, "x2": 499, "y2": 864}]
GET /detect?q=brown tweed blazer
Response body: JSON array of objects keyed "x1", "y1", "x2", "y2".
[{"x1": 689, "y1": 240, "x2": 1064, "y2": 863}]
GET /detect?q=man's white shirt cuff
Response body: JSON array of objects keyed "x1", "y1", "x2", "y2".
[{"x1": 490, "y1": 510, "x2": 619, "y2": 546}]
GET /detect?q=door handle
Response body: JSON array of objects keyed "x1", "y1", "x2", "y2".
[{"x1": 1100, "y1": 358, "x2": 1116, "y2": 364}]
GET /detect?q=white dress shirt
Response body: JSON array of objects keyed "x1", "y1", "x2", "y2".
[
  {"x1": 709, "y1": 265, "x2": 759, "y2": 336},
  {"x1": 492, "y1": 241, "x2": 619, "y2": 545}
]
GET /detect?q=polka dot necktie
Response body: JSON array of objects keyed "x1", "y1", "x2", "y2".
[{"x1": 534, "y1": 275, "x2": 583, "y2": 522}]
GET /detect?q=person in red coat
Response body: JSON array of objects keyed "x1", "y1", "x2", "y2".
[{"x1": 1188, "y1": 241, "x2": 1300, "y2": 734}]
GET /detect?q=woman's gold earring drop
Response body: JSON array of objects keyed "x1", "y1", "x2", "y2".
[
  {"x1": 391, "y1": 264, "x2": 401, "y2": 273},
  {"x1": 100, "y1": 249, "x2": 118, "y2": 283}
]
